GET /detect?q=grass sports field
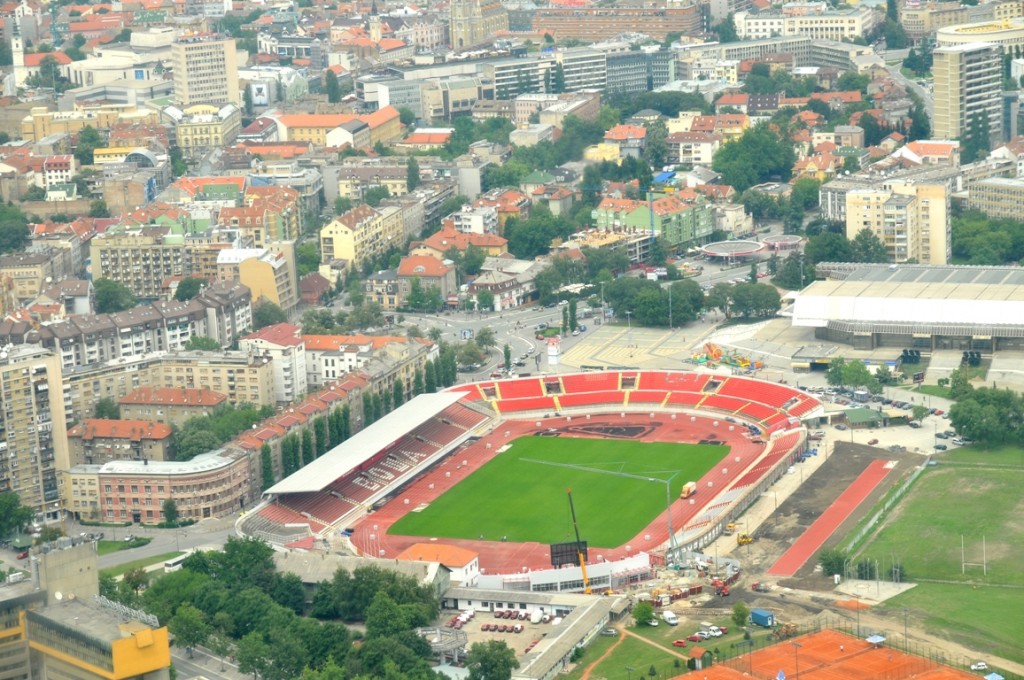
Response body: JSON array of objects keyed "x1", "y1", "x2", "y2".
[
  {"x1": 389, "y1": 435, "x2": 728, "y2": 547},
  {"x1": 863, "y1": 463, "x2": 1024, "y2": 663}
]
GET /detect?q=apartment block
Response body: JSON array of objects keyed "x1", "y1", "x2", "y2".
[
  {"x1": 156, "y1": 351, "x2": 275, "y2": 407},
  {"x1": 530, "y1": 5, "x2": 701, "y2": 41},
  {"x1": 171, "y1": 33, "x2": 240, "y2": 106},
  {"x1": 170, "y1": 103, "x2": 242, "y2": 159},
  {"x1": 734, "y1": 6, "x2": 875, "y2": 41},
  {"x1": 320, "y1": 204, "x2": 406, "y2": 273},
  {"x1": 484, "y1": 50, "x2": 607, "y2": 99},
  {"x1": 0, "y1": 347, "x2": 70, "y2": 516},
  {"x1": 119, "y1": 386, "x2": 227, "y2": 427},
  {"x1": 67, "y1": 418, "x2": 173, "y2": 466},
  {"x1": 217, "y1": 247, "x2": 298, "y2": 311},
  {"x1": 967, "y1": 176, "x2": 1024, "y2": 219},
  {"x1": 239, "y1": 323, "x2": 308, "y2": 405},
  {"x1": 933, "y1": 42, "x2": 1002, "y2": 147},
  {"x1": 89, "y1": 225, "x2": 185, "y2": 300},
  {"x1": 844, "y1": 181, "x2": 950, "y2": 265},
  {"x1": 0, "y1": 251, "x2": 67, "y2": 302}
]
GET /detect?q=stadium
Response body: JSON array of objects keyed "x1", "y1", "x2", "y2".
[{"x1": 239, "y1": 370, "x2": 824, "y2": 591}]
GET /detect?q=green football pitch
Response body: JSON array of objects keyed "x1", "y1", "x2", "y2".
[{"x1": 388, "y1": 435, "x2": 728, "y2": 547}]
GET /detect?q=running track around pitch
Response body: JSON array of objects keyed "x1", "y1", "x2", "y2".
[{"x1": 767, "y1": 458, "x2": 894, "y2": 577}]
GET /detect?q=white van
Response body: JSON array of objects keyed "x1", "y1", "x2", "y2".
[{"x1": 662, "y1": 611, "x2": 679, "y2": 626}]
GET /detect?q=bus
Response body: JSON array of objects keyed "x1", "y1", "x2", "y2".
[{"x1": 163, "y1": 552, "x2": 192, "y2": 572}]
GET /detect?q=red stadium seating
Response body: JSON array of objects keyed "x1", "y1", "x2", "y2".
[
  {"x1": 665, "y1": 391, "x2": 704, "y2": 406},
  {"x1": 558, "y1": 391, "x2": 625, "y2": 408},
  {"x1": 628, "y1": 390, "x2": 670, "y2": 405},
  {"x1": 281, "y1": 491, "x2": 355, "y2": 526},
  {"x1": 738, "y1": 402, "x2": 778, "y2": 422},
  {"x1": 497, "y1": 378, "x2": 545, "y2": 399},
  {"x1": 639, "y1": 371, "x2": 711, "y2": 392},
  {"x1": 258, "y1": 503, "x2": 326, "y2": 533},
  {"x1": 732, "y1": 432, "x2": 801, "y2": 489},
  {"x1": 561, "y1": 372, "x2": 621, "y2": 393},
  {"x1": 496, "y1": 396, "x2": 557, "y2": 413},
  {"x1": 443, "y1": 403, "x2": 490, "y2": 430},
  {"x1": 699, "y1": 394, "x2": 750, "y2": 414}
]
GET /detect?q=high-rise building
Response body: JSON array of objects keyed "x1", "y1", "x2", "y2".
[
  {"x1": 171, "y1": 33, "x2": 240, "y2": 107},
  {"x1": 933, "y1": 42, "x2": 1002, "y2": 147},
  {"x1": 0, "y1": 346, "x2": 69, "y2": 517},
  {"x1": 844, "y1": 181, "x2": 951, "y2": 265}
]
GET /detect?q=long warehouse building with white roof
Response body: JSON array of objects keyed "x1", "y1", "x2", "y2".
[{"x1": 789, "y1": 263, "x2": 1024, "y2": 352}]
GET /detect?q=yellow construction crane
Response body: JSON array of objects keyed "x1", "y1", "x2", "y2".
[{"x1": 567, "y1": 488, "x2": 591, "y2": 594}]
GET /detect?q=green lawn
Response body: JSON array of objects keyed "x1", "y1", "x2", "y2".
[
  {"x1": 859, "y1": 467, "x2": 1024, "y2": 587},
  {"x1": 389, "y1": 436, "x2": 727, "y2": 546},
  {"x1": 568, "y1": 633, "x2": 682, "y2": 680},
  {"x1": 913, "y1": 384, "x2": 950, "y2": 400},
  {"x1": 943, "y1": 445, "x2": 1024, "y2": 466},
  {"x1": 96, "y1": 537, "x2": 152, "y2": 555},
  {"x1": 100, "y1": 552, "x2": 183, "y2": 578},
  {"x1": 881, "y1": 584, "x2": 1024, "y2": 664}
]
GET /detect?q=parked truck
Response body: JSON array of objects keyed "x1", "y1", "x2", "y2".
[
  {"x1": 750, "y1": 609, "x2": 775, "y2": 628},
  {"x1": 680, "y1": 481, "x2": 697, "y2": 498},
  {"x1": 530, "y1": 610, "x2": 543, "y2": 624}
]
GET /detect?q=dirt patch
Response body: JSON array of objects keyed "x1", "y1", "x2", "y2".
[{"x1": 735, "y1": 443, "x2": 919, "y2": 591}]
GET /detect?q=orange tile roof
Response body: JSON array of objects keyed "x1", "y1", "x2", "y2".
[
  {"x1": 604, "y1": 124, "x2": 646, "y2": 141},
  {"x1": 396, "y1": 542, "x2": 478, "y2": 566},
  {"x1": 68, "y1": 418, "x2": 172, "y2": 441},
  {"x1": 361, "y1": 105, "x2": 399, "y2": 129},
  {"x1": 23, "y1": 52, "x2": 73, "y2": 67},
  {"x1": 119, "y1": 387, "x2": 227, "y2": 407},
  {"x1": 302, "y1": 334, "x2": 413, "y2": 352},
  {"x1": 810, "y1": 90, "x2": 862, "y2": 105},
  {"x1": 716, "y1": 93, "x2": 748, "y2": 106},
  {"x1": 243, "y1": 322, "x2": 304, "y2": 346},
  {"x1": 378, "y1": 37, "x2": 406, "y2": 50},
  {"x1": 418, "y1": 225, "x2": 507, "y2": 252},
  {"x1": 401, "y1": 132, "x2": 451, "y2": 145},
  {"x1": 398, "y1": 254, "x2": 453, "y2": 277},
  {"x1": 904, "y1": 140, "x2": 957, "y2": 157}
]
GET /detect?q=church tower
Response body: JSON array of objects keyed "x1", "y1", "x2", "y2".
[
  {"x1": 11, "y1": 20, "x2": 25, "y2": 89},
  {"x1": 368, "y1": 0, "x2": 382, "y2": 43}
]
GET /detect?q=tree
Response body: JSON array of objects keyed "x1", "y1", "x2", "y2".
[
  {"x1": 174, "y1": 276, "x2": 206, "y2": 301},
  {"x1": 0, "y1": 492, "x2": 34, "y2": 537},
  {"x1": 911, "y1": 404, "x2": 930, "y2": 422},
  {"x1": 643, "y1": 119, "x2": 668, "y2": 170},
  {"x1": 88, "y1": 199, "x2": 110, "y2": 218},
  {"x1": 909, "y1": 101, "x2": 931, "y2": 141},
  {"x1": 749, "y1": 262, "x2": 759, "y2": 284},
  {"x1": 252, "y1": 301, "x2": 287, "y2": 330},
  {"x1": 392, "y1": 378, "x2": 405, "y2": 407},
  {"x1": 169, "y1": 604, "x2": 210, "y2": 658},
  {"x1": 467, "y1": 640, "x2": 519, "y2": 680},
  {"x1": 406, "y1": 157, "x2": 421, "y2": 192},
  {"x1": 633, "y1": 601, "x2": 655, "y2": 626},
  {"x1": 961, "y1": 111, "x2": 991, "y2": 164},
  {"x1": 818, "y1": 547, "x2": 849, "y2": 577},
  {"x1": 260, "y1": 443, "x2": 274, "y2": 490},
  {"x1": 162, "y1": 498, "x2": 179, "y2": 524},
  {"x1": 503, "y1": 344, "x2": 512, "y2": 371},
  {"x1": 476, "y1": 289, "x2": 495, "y2": 312},
  {"x1": 334, "y1": 196, "x2": 353, "y2": 215},
  {"x1": 182, "y1": 335, "x2": 221, "y2": 352},
  {"x1": 243, "y1": 85, "x2": 254, "y2": 116},
  {"x1": 551, "y1": 62, "x2": 566, "y2": 94},
  {"x1": 849, "y1": 228, "x2": 889, "y2": 263},
  {"x1": 237, "y1": 631, "x2": 271, "y2": 679},
  {"x1": 94, "y1": 397, "x2": 120, "y2": 419},
  {"x1": 805, "y1": 231, "x2": 853, "y2": 264},
  {"x1": 363, "y1": 186, "x2": 391, "y2": 207},
  {"x1": 732, "y1": 601, "x2": 750, "y2": 629},
  {"x1": 713, "y1": 124, "x2": 796, "y2": 192},
  {"x1": 94, "y1": 278, "x2": 136, "y2": 313},
  {"x1": 714, "y1": 14, "x2": 739, "y2": 43},
  {"x1": 122, "y1": 566, "x2": 149, "y2": 597},
  {"x1": 398, "y1": 106, "x2": 416, "y2": 126},
  {"x1": 424, "y1": 361, "x2": 438, "y2": 393},
  {"x1": 790, "y1": 178, "x2": 821, "y2": 211},
  {"x1": 75, "y1": 125, "x2": 103, "y2": 165},
  {"x1": 475, "y1": 327, "x2": 497, "y2": 350},
  {"x1": 325, "y1": 69, "x2": 342, "y2": 103}
]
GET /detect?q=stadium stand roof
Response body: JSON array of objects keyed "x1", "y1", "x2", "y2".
[
  {"x1": 792, "y1": 263, "x2": 1024, "y2": 335},
  {"x1": 265, "y1": 391, "x2": 467, "y2": 495}
]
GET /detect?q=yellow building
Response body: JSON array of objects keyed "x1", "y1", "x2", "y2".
[
  {"x1": 171, "y1": 32, "x2": 240, "y2": 107},
  {"x1": 20, "y1": 106, "x2": 159, "y2": 143},
  {"x1": 844, "y1": 181, "x2": 950, "y2": 265},
  {"x1": 0, "y1": 541, "x2": 172, "y2": 679},
  {"x1": 218, "y1": 245, "x2": 298, "y2": 311},
  {"x1": 93, "y1": 146, "x2": 149, "y2": 165},
  {"x1": 172, "y1": 103, "x2": 242, "y2": 159},
  {"x1": 320, "y1": 204, "x2": 405, "y2": 272},
  {"x1": 933, "y1": 42, "x2": 1002, "y2": 144},
  {"x1": 583, "y1": 142, "x2": 622, "y2": 164},
  {"x1": 275, "y1": 107, "x2": 402, "y2": 148}
]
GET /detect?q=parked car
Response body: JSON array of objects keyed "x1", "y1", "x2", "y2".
[
  {"x1": 908, "y1": 421, "x2": 922, "y2": 428},
  {"x1": 835, "y1": 424, "x2": 849, "y2": 430},
  {"x1": 672, "y1": 640, "x2": 688, "y2": 647},
  {"x1": 867, "y1": 438, "x2": 879, "y2": 445},
  {"x1": 935, "y1": 432, "x2": 949, "y2": 439},
  {"x1": 970, "y1": 662, "x2": 989, "y2": 672},
  {"x1": 16, "y1": 551, "x2": 28, "y2": 560},
  {"x1": 934, "y1": 444, "x2": 948, "y2": 451},
  {"x1": 647, "y1": 619, "x2": 659, "y2": 627},
  {"x1": 601, "y1": 628, "x2": 618, "y2": 637},
  {"x1": 687, "y1": 633, "x2": 705, "y2": 642}
]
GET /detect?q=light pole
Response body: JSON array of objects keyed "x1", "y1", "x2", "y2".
[
  {"x1": 668, "y1": 283, "x2": 673, "y2": 330},
  {"x1": 737, "y1": 637, "x2": 753, "y2": 674},
  {"x1": 792, "y1": 641, "x2": 802, "y2": 678},
  {"x1": 903, "y1": 607, "x2": 909, "y2": 652},
  {"x1": 626, "y1": 665, "x2": 634, "y2": 680}
]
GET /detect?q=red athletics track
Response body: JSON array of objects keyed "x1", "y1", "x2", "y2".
[
  {"x1": 767, "y1": 458, "x2": 894, "y2": 577},
  {"x1": 353, "y1": 413, "x2": 794, "y2": 575}
]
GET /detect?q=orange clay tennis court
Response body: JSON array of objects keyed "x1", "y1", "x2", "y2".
[{"x1": 686, "y1": 630, "x2": 978, "y2": 680}]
